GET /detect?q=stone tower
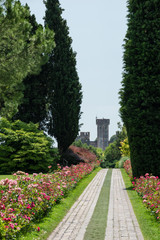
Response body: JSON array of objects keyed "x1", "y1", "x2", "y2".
[
  {"x1": 96, "y1": 118, "x2": 110, "y2": 150},
  {"x1": 79, "y1": 132, "x2": 90, "y2": 145}
]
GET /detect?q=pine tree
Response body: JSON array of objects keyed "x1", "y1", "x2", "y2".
[
  {"x1": 119, "y1": 0, "x2": 160, "y2": 177},
  {"x1": 44, "y1": 0, "x2": 82, "y2": 157},
  {"x1": 0, "y1": 0, "x2": 54, "y2": 118}
]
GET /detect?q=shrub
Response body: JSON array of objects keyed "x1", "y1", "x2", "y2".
[
  {"x1": 72, "y1": 140, "x2": 104, "y2": 161},
  {"x1": 119, "y1": 138, "x2": 130, "y2": 157},
  {"x1": 123, "y1": 159, "x2": 132, "y2": 180},
  {"x1": 118, "y1": 156, "x2": 129, "y2": 168},
  {"x1": 133, "y1": 173, "x2": 160, "y2": 222},
  {"x1": 63, "y1": 145, "x2": 100, "y2": 166},
  {"x1": 100, "y1": 161, "x2": 108, "y2": 168},
  {"x1": 123, "y1": 160, "x2": 160, "y2": 222},
  {"x1": 0, "y1": 118, "x2": 59, "y2": 174}
]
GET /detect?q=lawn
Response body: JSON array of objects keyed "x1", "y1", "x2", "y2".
[{"x1": 0, "y1": 175, "x2": 14, "y2": 180}]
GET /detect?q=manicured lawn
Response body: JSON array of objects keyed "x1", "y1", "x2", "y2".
[
  {"x1": 121, "y1": 169, "x2": 160, "y2": 240},
  {"x1": 0, "y1": 175, "x2": 14, "y2": 180},
  {"x1": 18, "y1": 167, "x2": 101, "y2": 240}
]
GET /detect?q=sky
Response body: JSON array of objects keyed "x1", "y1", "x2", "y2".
[{"x1": 20, "y1": 0, "x2": 128, "y2": 141}]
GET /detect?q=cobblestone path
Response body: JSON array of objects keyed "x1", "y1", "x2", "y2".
[{"x1": 47, "y1": 169, "x2": 144, "y2": 240}]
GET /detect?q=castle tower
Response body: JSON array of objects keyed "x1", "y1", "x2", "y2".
[
  {"x1": 78, "y1": 132, "x2": 90, "y2": 145},
  {"x1": 96, "y1": 118, "x2": 110, "y2": 150}
]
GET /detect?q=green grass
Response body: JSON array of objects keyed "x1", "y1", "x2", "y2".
[
  {"x1": 121, "y1": 169, "x2": 160, "y2": 240},
  {"x1": 0, "y1": 175, "x2": 14, "y2": 180},
  {"x1": 17, "y1": 167, "x2": 101, "y2": 240},
  {"x1": 83, "y1": 169, "x2": 112, "y2": 240}
]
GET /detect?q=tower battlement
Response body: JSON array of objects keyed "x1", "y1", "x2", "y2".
[{"x1": 96, "y1": 118, "x2": 110, "y2": 125}]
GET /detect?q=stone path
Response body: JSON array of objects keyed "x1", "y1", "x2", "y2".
[
  {"x1": 47, "y1": 169, "x2": 144, "y2": 240},
  {"x1": 47, "y1": 169, "x2": 108, "y2": 240},
  {"x1": 105, "y1": 169, "x2": 144, "y2": 240}
]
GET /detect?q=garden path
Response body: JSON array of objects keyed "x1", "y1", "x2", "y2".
[
  {"x1": 105, "y1": 169, "x2": 144, "y2": 240},
  {"x1": 47, "y1": 169, "x2": 144, "y2": 240}
]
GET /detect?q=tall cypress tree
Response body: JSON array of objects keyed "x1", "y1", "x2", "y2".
[
  {"x1": 119, "y1": 0, "x2": 160, "y2": 177},
  {"x1": 44, "y1": 0, "x2": 82, "y2": 156}
]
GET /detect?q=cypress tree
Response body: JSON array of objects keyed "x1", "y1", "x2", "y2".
[
  {"x1": 44, "y1": 0, "x2": 82, "y2": 157},
  {"x1": 119, "y1": 0, "x2": 160, "y2": 177}
]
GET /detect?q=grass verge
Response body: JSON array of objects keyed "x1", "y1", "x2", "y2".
[
  {"x1": 18, "y1": 167, "x2": 101, "y2": 240},
  {"x1": 0, "y1": 175, "x2": 14, "y2": 180},
  {"x1": 84, "y1": 169, "x2": 112, "y2": 240},
  {"x1": 121, "y1": 168, "x2": 160, "y2": 240}
]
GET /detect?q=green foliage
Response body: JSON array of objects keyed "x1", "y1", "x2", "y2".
[
  {"x1": 119, "y1": 137, "x2": 130, "y2": 157},
  {"x1": 44, "y1": 0, "x2": 83, "y2": 155},
  {"x1": 13, "y1": 14, "x2": 51, "y2": 129},
  {"x1": 0, "y1": 0, "x2": 55, "y2": 119},
  {"x1": 119, "y1": 0, "x2": 160, "y2": 177},
  {"x1": 117, "y1": 156, "x2": 129, "y2": 168},
  {"x1": 109, "y1": 134, "x2": 117, "y2": 143},
  {"x1": 103, "y1": 124, "x2": 127, "y2": 168},
  {"x1": 0, "y1": 118, "x2": 59, "y2": 174}
]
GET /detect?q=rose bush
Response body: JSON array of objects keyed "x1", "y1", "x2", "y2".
[
  {"x1": 0, "y1": 161, "x2": 100, "y2": 239},
  {"x1": 123, "y1": 159, "x2": 160, "y2": 222}
]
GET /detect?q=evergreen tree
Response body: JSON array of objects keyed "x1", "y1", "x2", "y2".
[
  {"x1": 13, "y1": 13, "x2": 50, "y2": 129},
  {"x1": 119, "y1": 0, "x2": 160, "y2": 177},
  {"x1": 44, "y1": 0, "x2": 82, "y2": 156},
  {"x1": 0, "y1": 0, "x2": 54, "y2": 118}
]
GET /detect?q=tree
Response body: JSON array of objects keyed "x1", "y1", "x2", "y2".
[
  {"x1": 103, "y1": 124, "x2": 127, "y2": 168},
  {"x1": 119, "y1": 0, "x2": 160, "y2": 177},
  {"x1": 109, "y1": 135, "x2": 117, "y2": 143},
  {"x1": 0, "y1": 0, "x2": 55, "y2": 118},
  {"x1": 13, "y1": 13, "x2": 51, "y2": 129},
  {"x1": 44, "y1": 0, "x2": 82, "y2": 157}
]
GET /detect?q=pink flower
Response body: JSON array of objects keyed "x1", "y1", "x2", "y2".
[
  {"x1": 48, "y1": 165, "x2": 52, "y2": 169},
  {"x1": 27, "y1": 204, "x2": 32, "y2": 209},
  {"x1": 37, "y1": 227, "x2": 40, "y2": 231},
  {"x1": 31, "y1": 202, "x2": 35, "y2": 208},
  {"x1": 9, "y1": 223, "x2": 14, "y2": 229},
  {"x1": 3, "y1": 218, "x2": 11, "y2": 221}
]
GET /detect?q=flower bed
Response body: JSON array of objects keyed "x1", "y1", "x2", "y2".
[
  {"x1": 0, "y1": 161, "x2": 100, "y2": 239},
  {"x1": 123, "y1": 159, "x2": 160, "y2": 222}
]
